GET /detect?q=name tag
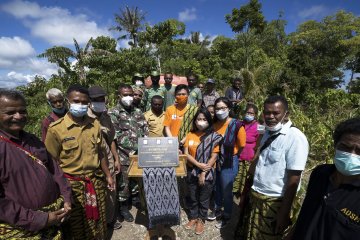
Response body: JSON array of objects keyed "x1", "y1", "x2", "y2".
[{"x1": 171, "y1": 114, "x2": 177, "y2": 119}]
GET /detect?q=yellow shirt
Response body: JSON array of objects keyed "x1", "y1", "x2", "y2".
[
  {"x1": 45, "y1": 113, "x2": 104, "y2": 175},
  {"x1": 144, "y1": 110, "x2": 165, "y2": 137}
]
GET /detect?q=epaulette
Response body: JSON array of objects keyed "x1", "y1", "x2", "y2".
[{"x1": 48, "y1": 117, "x2": 64, "y2": 128}]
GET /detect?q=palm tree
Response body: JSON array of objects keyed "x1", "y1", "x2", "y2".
[
  {"x1": 39, "y1": 38, "x2": 110, "y2": 86},
  {"x1": 110, "y1": 6, "x2": 146, "y2": 47}
]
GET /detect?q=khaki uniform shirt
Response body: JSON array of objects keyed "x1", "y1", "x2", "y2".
[
  {"x1": 45, "y1": 113, "x2": 104, "y2": 175},
  {"x1": 144, "y1": 110, "x2": 165, "y2": 137}
]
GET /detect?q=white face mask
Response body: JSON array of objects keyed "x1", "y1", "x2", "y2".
[
  {"x1": 135, "y1": 80, "x2": 143, "y2": 86},
  {"x1": 265, "y1": 112, "x2": 287, "y2": 132},
  {"x1": 216, "y1": 109, "x2": 229, "y2": 120},
  {"x1": 196, "y1": 120, "x2": 209, "y2": 131},
  {"x1": 91, "y1": 102, "x2": 106, "y2": 113},
  {"x1": 121, "y1": 96, "x2": 133, "y2": 107}
]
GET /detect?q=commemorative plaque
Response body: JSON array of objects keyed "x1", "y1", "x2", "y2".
[{"x1": 138, "y1": 137, "x2": 179, "y2": 168}]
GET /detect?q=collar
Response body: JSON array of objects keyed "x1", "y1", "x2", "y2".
[
  {"x1": 149, "y1": 110, "x2": 164, "y2": 117},
  {"x1": 0, "y1": 129, "x2": 27, "y2": 142},
  {"x1": 205, "y1": 90, "x2": 216, "y2": 96},
  {"x1": 117, "y1": 103, "x2": 134, "y2": 114},
  {"x1": 279, "y1": 119, "x2": 292, "y2": 135},
  {"x1": 64, "y1": 113, "x2": 93, "y2": 129}
]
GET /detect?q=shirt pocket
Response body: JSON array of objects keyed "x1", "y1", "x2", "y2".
[
  {"x1": 62, "y1": 140, "x2": 79, "y2": 158},
  {"x1": 265, "y1": 147, "x2": 283, "y2": 165}
]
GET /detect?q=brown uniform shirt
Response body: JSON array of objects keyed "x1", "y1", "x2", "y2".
[
  {"x1": 45, "y1": 113, "x2": 105, "y2": 175},
  {"x1": 144, "y1": 110, "x2": 165, "y2": 137}
]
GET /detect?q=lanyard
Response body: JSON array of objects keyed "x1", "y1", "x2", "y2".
[{"x1": 0, "y1": 135, "x2": 46, "y2": 169}]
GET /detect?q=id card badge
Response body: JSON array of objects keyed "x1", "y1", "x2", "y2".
[{"x1": 171, "y1": 114, "x2": 177, "y2": 119}]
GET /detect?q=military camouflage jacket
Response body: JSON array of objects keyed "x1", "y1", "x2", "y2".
[{"x1": 109, "y1": 103, "x2": 148, "y2": 165}]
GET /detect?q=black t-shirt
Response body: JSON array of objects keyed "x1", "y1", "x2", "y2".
[{"x1": 293, "y1": 164, "x2": 360, "y2": 240}]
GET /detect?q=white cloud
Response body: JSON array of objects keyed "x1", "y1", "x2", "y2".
[
  {"x1": 1, "y1": 0, "x2": 111, "y2": 45},
  {"x1": 117, "y1": 39, "x2": 131, "y2": 50},
  {"x1": 178, "y1": 8, "x2": 197, "y2": 22},
  {"x1": 0, "y1": 36, "x2": 35, "y2": 60},
  {"x1": 298, "y1": 5, "x2": 332, "y2": 20},
  {"x1": 0, "y1": 36, "x2": 58, "y2": 88}
]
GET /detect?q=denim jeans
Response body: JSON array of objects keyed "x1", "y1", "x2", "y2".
[{"x1": 215, "y1": 155, "x2": 239, "y2": 219}]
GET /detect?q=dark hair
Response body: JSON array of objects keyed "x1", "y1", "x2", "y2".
[
  {"x1": 164, "y1": 72, "x2": 173, "y2": 76},
  {"x1": 118, "y1": 83, "x2": 133, "y2": 92},
  {"x1": 175, "y1": 84, "x2": 189, "y2": 94},
  {"x1": 0, "y1": 89, "x2": 26, "y2": 103},
  {"x1": 213, "y1": 97, "x2": 232, "y2": 122},
  {"x1": 245, "y1": 103, "x2": 258, "y2": 116},
  {"x1": 151, "y1": 95, "x2": 164, "y2": 103},
  {"x1": 191, "y1": 108, "x2": 214, "y2": 136},
  {"x1": 233, "y1": 77, "x2": 242, "y2": 83},
  {"x1": 207, "y1": 104, "x2": 214, "y2": 109},
  {"x1": 333, "y1": 118, "x2": 360, "y2": 146},
  {"x1": 187, "y1": 73, "x2": 198, "y2": 80},
  {"x1": 264, "y1": 95, "x2": 288, "y2": 111},
  {"x1": 66, "y1": 84, "x2": 89, "y2": 97}
]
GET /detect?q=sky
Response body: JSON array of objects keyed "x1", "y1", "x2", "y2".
[{"x1": 0, "y1": 0, "x2": 359, "y2": 88}]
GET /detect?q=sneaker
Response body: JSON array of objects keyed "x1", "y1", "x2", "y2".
[
  {"x1": 195, "y1": 219, "x2": 205, "y2": 235},
  {"x1": 215, "y1": 218, "x2": 229, "y2": 229},
  {"x1": 207, "y1": 210, "x2": 216, "y2": 221},
  {"x1": 215, "y1": 209, "x2": 222, "y2": 219},
  {"x1": 184, "y1": 219, "x2": 197, "y2": 230}
]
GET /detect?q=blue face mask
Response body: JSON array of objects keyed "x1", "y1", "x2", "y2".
[
  {"x1": 69, "y1": 103, "x2": 88, "y2": 118},
  {"x1": 52, "y1": 106, "x2": 66, "y2": 115},
  {"x1": 244, "y1": 114, "x2": 255, "y2": 122},
  {"x1": 334, "y1": 150, "x2": 360, "y2": 176}
]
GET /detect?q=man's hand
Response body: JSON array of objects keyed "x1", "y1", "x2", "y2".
[
  {"x1": 114, "y1": 160, "x2": 121, "y2": 174},
  {"x1": 46, "y1": 209, "x2": 67, "y2": 227},
  {"x1": 63, "y1": 202, "x2": 71, "y2": 213},
  {"x1": 106, "y1": 175, "x2": 115, "y2": 191},
  {"x1": 275, "y1": 211, "x2": 291, "y2": 234}
]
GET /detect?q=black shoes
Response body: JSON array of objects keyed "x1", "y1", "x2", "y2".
[{"x1": 120, "y1": 203, "x2": 134, "y2": 222}]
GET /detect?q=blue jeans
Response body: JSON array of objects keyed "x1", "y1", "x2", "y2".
[{"x1": 215, "y1": 155, "x2": 239, "y2": 219}]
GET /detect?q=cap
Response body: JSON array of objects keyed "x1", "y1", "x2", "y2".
[
  {"x1": 88, "y1": 85, "x2": 106, "y2": 98},
  {"x1": 206, "y1": 79, "x2": 215, "y2": 84},
  {"x1": 150, "y1": 70, "x2": 160, "y2": 77},
  {"x1": 133, "y1": 73, "x2": 143, "y2": 78}
]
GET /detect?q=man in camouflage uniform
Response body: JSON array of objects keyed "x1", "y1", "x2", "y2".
[
  {"x1": 144, "y1": 70, "x2": 165, "y2": 111},
  {"x1": 109, "y1": 83, "x2": 148, "y2": 222}
]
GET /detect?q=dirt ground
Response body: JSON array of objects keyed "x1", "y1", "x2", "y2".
[{"x1": 108, "y1": 198, "x2": 241, "y2": 240}]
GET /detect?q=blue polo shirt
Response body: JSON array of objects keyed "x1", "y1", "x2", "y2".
[{"x1": 252, "y1": 120, "x2": 309, "y2": 197}]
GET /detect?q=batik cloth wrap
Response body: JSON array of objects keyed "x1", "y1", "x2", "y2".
[
  {"x1": 0, "y1": 196, "x2": 64, "y2": 240},
  {"x1": 63, "y1": 169, "x2": 107, "y2": 240},
  {"x1": 218, "y1": 119, "x2": 242, "y2": 169},
  {"x1": 233, "y1": 160, "x2": 252, "y2": 193},
  {"x1": 178, "y1": 105, "x2": 198, "y2": 142},
  {"x1": 238, "y1": 190, "x2": 284, "y2": 240},
  {"x1": 142, "y1": 167, "x2": 180, "y2": 229},
  {"x1": 190, "y1": 132, "x2": 222, "y2": 181}
]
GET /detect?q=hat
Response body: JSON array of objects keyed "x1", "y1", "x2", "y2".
[
  {"x1": 206, "y1": 79, "x2": 215, "y2": 84},
  {"x1": 133, "y1": 73, "x2": 143, "y2": 78},
  {"x1": 88, "y1": 86, "x2": 106, "y2": 98},
  {"x1": 150, "y1": 70, "x2": 160, "y2": 77}
]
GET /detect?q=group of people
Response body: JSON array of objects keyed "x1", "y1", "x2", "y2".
[{"x1": 0, "y1": 71, "x2": 359, "y2": 240}]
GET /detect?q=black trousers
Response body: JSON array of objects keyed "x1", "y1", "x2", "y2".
[{"x1": 187, "y1": 174, "x2": 214, "y2": 220}]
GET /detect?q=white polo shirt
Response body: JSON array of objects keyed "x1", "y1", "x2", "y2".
[{"x1": 252, "y1": 120, "x2": 309, "y2": 197}]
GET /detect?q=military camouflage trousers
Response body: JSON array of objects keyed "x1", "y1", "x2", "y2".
[{"x1": 117, "y1": 165, "x2": 139, "y2": 202}]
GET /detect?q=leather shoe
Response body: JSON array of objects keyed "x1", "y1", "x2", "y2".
[
  {"x1": 184, "y1": 219, "x2": 197, "y2": 230},
  {"x1": 195, "y1": 219, "x2": 204, "y2": 235}
]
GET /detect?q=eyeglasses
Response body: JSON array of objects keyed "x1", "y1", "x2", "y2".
[{"x1": 215, "y1": 106, "x2": 228, "y2": 111}]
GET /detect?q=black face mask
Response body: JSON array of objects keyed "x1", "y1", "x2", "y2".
[{"x1": 152, "y1": 79, "x2": 160, "y2": 85}]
